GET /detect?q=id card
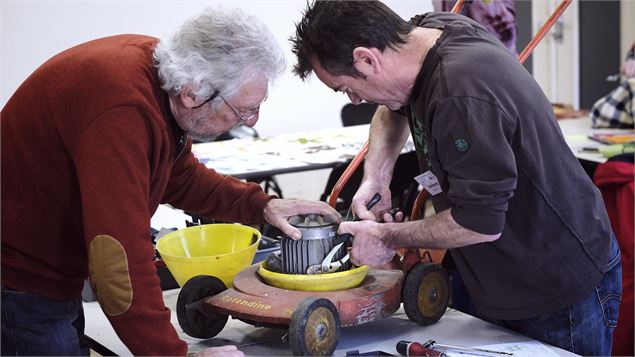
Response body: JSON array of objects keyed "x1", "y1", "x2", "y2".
[{"x1": 415, "y1": 171, "x2": 442, "y2": 196}]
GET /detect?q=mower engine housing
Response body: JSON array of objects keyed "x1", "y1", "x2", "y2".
[{"x1": 281, "y1": 213, "x2": 349, "y2": 274}]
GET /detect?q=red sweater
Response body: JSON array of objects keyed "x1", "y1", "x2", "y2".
[{"x1": 1, "y1": 35, "x2": 271, "y2": 355}]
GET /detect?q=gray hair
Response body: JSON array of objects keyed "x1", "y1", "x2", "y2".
[{"x1": 154, "y1": 7, "x2": 286, "y2": 102}]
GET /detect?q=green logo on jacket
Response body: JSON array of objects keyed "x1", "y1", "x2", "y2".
[{"x1": 455, "y1": 138, "x2": 469, "y2": 152}]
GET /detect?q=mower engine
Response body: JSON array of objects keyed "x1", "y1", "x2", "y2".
[{"x1": 268, "y1": 213, "x2": 351, "y2": 274}]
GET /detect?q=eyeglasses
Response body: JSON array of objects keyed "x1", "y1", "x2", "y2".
[
  {"x1": 192, "y1": 90, "x2": 266, "y2": 124},
  {"x1": 219, "y1": 94, "x2": 262, "y2": 124},
  {"x1": 192, "y1": 90, "x2": 219, "y2": 109}
]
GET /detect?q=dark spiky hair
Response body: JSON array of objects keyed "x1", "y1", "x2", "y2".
[{"x1": 290, "y1": 0, "x2": 413, "y2": 80}]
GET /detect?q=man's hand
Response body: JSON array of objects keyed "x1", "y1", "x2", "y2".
[
  {"x1": 351, "y1": 181, "x2": 392, "y2": 221},
  {"x1": 338, "y1": 220, "x2": 395, "y2": 267},
  {"x1": 263, "y1": 198, "x2": 341, "y2": 239},
  {"x1": 193, "y1": 345, "x2": 244, "y2": 357}
]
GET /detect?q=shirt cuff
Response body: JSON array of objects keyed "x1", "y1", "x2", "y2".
[{"x1": 451, "y1": 205, "x2": 505, "y2": 235}]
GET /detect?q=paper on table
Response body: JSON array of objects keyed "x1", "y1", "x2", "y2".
[
  {"x1": 565, "y1": 134, "x2": 590, "y2": 142},
  {"x1": 191, "y1": 125, "x2": 413, "y2": 177},
  {"x1": 444, "y1": 341, "x2": 560, "y2": 357}
]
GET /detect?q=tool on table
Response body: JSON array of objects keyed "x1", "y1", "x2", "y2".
[
  {"x1": 346, "y1": 349, "x2": 397, "y2": 356},
  {"x1": 579, "y1": 147, "x2": 600, "y2": 153},
  {"x1": 422, "y1": 340, "x2": 514, "y2": 356},
  {"x1": 396, "y1": 340, "x2": 447, "y2": 356},
  {"x1": 307, "y1": 193, "x2": 381, "y2": 274}
]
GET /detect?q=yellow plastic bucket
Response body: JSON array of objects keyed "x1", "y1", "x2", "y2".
[{"x1": 156, "y1": 224, "x2": 260, "y2": 287}]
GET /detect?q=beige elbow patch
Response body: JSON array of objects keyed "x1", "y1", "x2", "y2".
[{"x1": 88, "y1": 235, "x2": 133, "y2": 316}]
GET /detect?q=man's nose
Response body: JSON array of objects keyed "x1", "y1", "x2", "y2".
[{"x1": 243, "y1": 113, "x2": 259, "y2": 127}]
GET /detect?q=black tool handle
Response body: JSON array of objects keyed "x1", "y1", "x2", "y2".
[{"x1": 365, "y1": 193, "x2": 382, "y2": 213}]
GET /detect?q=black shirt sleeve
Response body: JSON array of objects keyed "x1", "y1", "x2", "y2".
[{"x1": 431, "y1": 96, "x2": 517, "y2": 234}]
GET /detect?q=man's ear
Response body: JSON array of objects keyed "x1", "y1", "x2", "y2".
[
  {"x1": 352, "y1": 47, "x2": 380, "y2": 76},
  {"x1": 179, "y1": 85, "x2": 201, "y2": 109}
]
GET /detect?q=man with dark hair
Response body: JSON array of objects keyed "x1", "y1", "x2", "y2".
[{"x1": 291, "y1": 1, "x2": 621, "y2": 355}]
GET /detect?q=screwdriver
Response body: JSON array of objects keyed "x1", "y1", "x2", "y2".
[
  {"x1": 422, "y1": 340, "x2": 514, "y2": 356},
  {"x1": 396, "y1": 341, "x2": 447, "y2": 356}
]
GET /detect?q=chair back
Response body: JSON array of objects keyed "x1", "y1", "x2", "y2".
[{"x1": 340, "y1": 103, "x2": 378, "y2": 127}]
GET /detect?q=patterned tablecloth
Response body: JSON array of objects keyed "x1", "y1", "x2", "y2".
[{"x1": 192, "y1": 124, "x2": 414, "y2": 178}]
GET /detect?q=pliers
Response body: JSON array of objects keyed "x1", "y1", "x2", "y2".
[{"x1": 306, "y1": 242, "x2": 350, "y2": 275}]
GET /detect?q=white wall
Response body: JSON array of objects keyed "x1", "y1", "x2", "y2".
[
  {"x1": 0, "y1": 0, "x2": 432, "y2": 137},
  {"x1": 532, "y1": 0, "x2": 632, "y2": 109},
  {"x1": 621, "y1": 0, "x2": 635, "y2": 60},
  {"x1": 531, "y1": 0, "x2": 579, "y2": 108}
]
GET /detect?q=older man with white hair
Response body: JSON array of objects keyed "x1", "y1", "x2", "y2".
[{"x1": 1, "y1": 7, "x2": 338, "y2": 356}]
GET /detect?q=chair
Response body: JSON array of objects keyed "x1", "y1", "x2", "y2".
[
  {"x1": 341, "y1": 103, "x2": 380, "y2": 127},
  {"x1": 320, "y1": 103, "x2": 421, "y2": 216}
]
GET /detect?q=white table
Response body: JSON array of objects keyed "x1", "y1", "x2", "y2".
[
  {"x1": 86, "y1": 118, "x2": 629, "y2": 356},
  {"x1": 83, "y1": 288, "x2": 578, "y2": 356},
  {"x1": 192, "y1": 118, "x2": 632, "y2": 180},
  {"x1": 557, "y1": 118, "x2": 633, "y2": 163},
  {"x1": 191, "y1": 124, "x2": 412, "y2": 180}
]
